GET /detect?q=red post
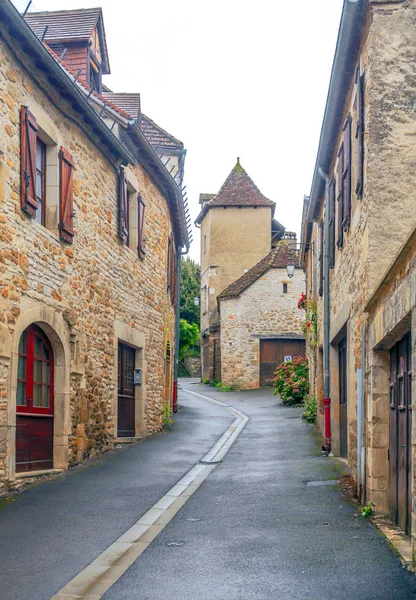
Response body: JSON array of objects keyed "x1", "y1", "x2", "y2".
[
  {"x1": 323, "y1": 397, "x2": 331, "y2": 452},
  {"x1": 172, "y1": 380, "x2": 178, "y2": 413}
]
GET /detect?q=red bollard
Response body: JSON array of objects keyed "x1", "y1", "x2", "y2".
[
  {"x1": 323, "y1": 397, "x2": 331, "y2": 452},
  {"x1": 172, "y1": 380, "x2": 178, "y2": 413}
]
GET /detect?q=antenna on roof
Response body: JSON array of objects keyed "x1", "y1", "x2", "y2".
[
  {"x1": 41, "y1": 26, "x2": 49, "y2": 42},
  {"x1": 23, "y1": 1, "x2": 32, "y2": 16}
]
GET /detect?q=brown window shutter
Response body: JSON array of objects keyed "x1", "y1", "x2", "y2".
[
  {"x1": 355, "y1": 68, "x2": 364, "y2": 197},
  {"x1": 118, "y1": 167, "x2": 129, "y2": 244},
  {"x1": 336, "y1": 145, "x2": 344, "y2": 248},
  {"x1": 319, "y1": 221, "x2": 324, "y2": 297},
  {"x1": 59, "y1": 147, "x2": 75, "y2": 244},
  {"x1": 20, "y1": 106, "x2": 39, "y2": 217},
  {"x1": 329, "y1": 178, "x2": 336, "y2": 268},
  {"x1": 137, "y1": 194, "x2": 146, "y2": 258},
  {"x1": 342, "y1": 115, "x2": 352, "y2": 231}
]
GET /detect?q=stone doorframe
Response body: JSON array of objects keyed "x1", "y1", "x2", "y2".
[
  {"x1": 3, "y1": 306, "x2": 71, "y2": 481},
  {"x1": 113, "y1": 320, "x2": 146, "y2": 439}
]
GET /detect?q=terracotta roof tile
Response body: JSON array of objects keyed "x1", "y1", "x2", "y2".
[
  {"x1": 196, "y1": 160, "x2": 275, "y2": 224},
  {"x1": 139, "y1": 114, "x2": 183, "y2": 151},
  {"x1": 218, "y1": 242, "x2": 300, "y2": 301},
  {"x1": 102, "y1": 93, "x2": 141, "y2": 121}
]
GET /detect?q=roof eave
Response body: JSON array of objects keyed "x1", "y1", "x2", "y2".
[{"x1": 306, "y1": 0, "x2": 365, "y2": 225}]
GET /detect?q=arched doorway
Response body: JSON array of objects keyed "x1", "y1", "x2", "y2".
[{"x1": 16, "y1": 324, "x2": 54, "y2": 472}]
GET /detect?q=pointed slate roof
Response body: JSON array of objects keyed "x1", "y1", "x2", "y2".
[
  {"x1": 218, "y1": 242, "x2": 300, "y2": 301},
  {"x1": 195, "y1": 159, "x2": 275, "y2": 224}
]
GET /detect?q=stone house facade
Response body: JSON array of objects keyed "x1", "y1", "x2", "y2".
[
  {"x1": 302, "y1": 0, "x2": 416, "y2": 556},
  {"x1": 196, "y1": 160, "x2": 305, "y2": 388},
  {"x1": 218, "y1": 243, "x2": 305, "y2": 389},
  {"x1": 0, "y1": 2, "x2": 189, "y2": 491}
]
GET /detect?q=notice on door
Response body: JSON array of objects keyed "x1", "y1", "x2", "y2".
[{"x1": 284, "y1": 355, "x2": 292, "y2": 363}]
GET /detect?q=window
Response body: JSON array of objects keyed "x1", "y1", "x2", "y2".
[
  {"x1": 137, "y1": 194, "x2": 146, "y2": 259},
  {"x1": 204, "y1": 235, "x2": 207, "y2": 254},
  {"x1": 342, "y1": 116, "x2": 352, "y2": 231},
  {"x1": 283, "y1": 283, "x2": 288, "y2": 294},
  {"x1": 35, "y1": 138, "x2": 46, "y2": 225},
  {"x1": 355, "y1": 66, "x2": 365, "y2": 198},
  {"x1": 89, "y1": 59, "x2": 102, "y2": 93},
  {"x1": 336, "y1": 145, "x2": 344, "y2": 249},
  {"x1": 119, "y1": 167, "x2": 129, "y2": 244},
  {"x1": 329, "y1": 178, "x2": 336, "y2": 268}
]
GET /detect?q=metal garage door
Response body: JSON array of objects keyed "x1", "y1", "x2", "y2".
[{"x1": 260, "y1": 339, "x2": 306, "y2": 386}]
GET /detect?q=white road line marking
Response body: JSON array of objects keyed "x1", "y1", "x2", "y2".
[{"x1": 51, "y1": 389, "x2": 249, "y2": 600}]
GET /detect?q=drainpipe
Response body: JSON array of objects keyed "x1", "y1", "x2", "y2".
[
  {"x1": 357, "y1": 322, "x2": 366, "y2": 501},
  {"x1": 318, "y1": 167, "x2": 331, "y2": 453}
]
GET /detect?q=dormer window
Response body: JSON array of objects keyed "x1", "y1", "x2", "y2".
[{"x1": 89, "y1": 58, "x2": 102, "y2": 93}]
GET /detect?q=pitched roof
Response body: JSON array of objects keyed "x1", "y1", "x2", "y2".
[
  {"x1": 24, "y1": 8, "x2": 110, "y2": 73},
  {"x1": 139, "y1": 114, "x2": 183, "y2": 151},
  {"x1": 195, "y1": 159, "x2": 275, "y2": 224},
  {"x1": 218, "y1": 242, "x2": 300, "y2": 301},
  {"x1": 199, "y1": 193, "x2": 215, "y2": 204},
  {"x1": 102, "y1": 93, "x2": 141, "y2": 121}
]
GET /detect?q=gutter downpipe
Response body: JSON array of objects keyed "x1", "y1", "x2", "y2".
[
  {"x1": 318, "y1": 167, "x2": 331, "y2": 453},
  {"x1": 172, "y1": 248, "x2": 182, "y2": 413},
  {"x1": 357, "y1": 322, "x2": 366, "y2": 501}
]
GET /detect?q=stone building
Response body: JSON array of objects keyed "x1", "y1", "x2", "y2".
[
  {"x1": 0, "y1": 2, "x2": 189, "y2": 491},
  {"x1": 196, "y1": 159, "x2": 305, "y2": 388},
  {"x1": 302, "y1": 0, "x2": 416, "y2": 557}
]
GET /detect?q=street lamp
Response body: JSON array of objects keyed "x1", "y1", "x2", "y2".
[{"x1": 286, "y1": 263, "x2": 296, "y2": 279}]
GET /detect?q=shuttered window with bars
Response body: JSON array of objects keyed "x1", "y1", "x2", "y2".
[
  {"x1": 355, "y1": 67, "x2": 365, "y2": 198},
  {"x1": 118, "y1": 167, "x2": 129, "y2": 244},
  {"x1": 342, "y1": 115, "x2": 352, "y2": 231},
  {"x1": 329, "y1": 178, "x2": 336, "y2": 268},
  {"x1": 337, "y1": 144, "x2": 344, "y2": 249}
]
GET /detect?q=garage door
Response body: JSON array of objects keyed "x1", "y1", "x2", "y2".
[{"x1": 260, "y1": 339, "x2": 306, "y2": 386}]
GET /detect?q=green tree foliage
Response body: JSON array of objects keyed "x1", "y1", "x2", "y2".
[
  {"x1": 180, "y1": 257, "x2": 200, "y2": 326},
  {"x1": 179, "y1": 319, "x2": 199, "y2": 360}
]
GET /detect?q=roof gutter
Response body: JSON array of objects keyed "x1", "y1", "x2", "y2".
[
  {"x1": 0, "y1": 0, "x2": 133, "y2": 165},
  {"x1": 307, "y1": 0, "x2": 365, "y2": 224}
]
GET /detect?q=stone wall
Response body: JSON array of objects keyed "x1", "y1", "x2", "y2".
[
  {"x1": 220, "y1": 268, "x2": 305, "y2": 389},
  {"x1": 0, "y1": 25, "x2": 176, "y2": 489}
]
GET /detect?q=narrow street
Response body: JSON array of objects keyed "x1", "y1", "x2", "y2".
[{"x1": 1, "y1": 380, "x2": 416, "y2": 600}]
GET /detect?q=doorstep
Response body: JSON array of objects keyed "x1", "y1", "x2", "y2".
[
  {"x1": 16, "y1": 468, "x2": 64, "y2": 479},
  {"x1": 115, "y1": 437, "x2": 143, "y2": 444},
  {"x1": 372, "y1": 514, "x2": 413, "y2": 569}
]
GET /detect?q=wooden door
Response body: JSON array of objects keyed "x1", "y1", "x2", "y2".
[
  {"x1": 16, "y1": 325, "x2": 54, "y2": 473},
  {"x1": 389, "y1": 333, "x2": 412, "y2": 534},
  {"x1": 260, "y1": 339, "x2": 306, "y2": 386},
  {"x1": 118, "y1": 343, "x2": 135, "y2": 437},
  {"x1": 338, "y1": 337, "x2": 348, "y2": 459}
]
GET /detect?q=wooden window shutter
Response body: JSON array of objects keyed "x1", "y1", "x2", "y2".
[
  {"x1": 119, "y1": 167, "x2": 129, "y2": 244},
  {"x1": 319, "y1": 221, "x2": 324, "y2": 297},
  {"x1": 329, "y1": 178, "x2": 336, "y2": 268},
  {"x1": 342, "y1": 115, "x2": 352, "y2": 231},
  {"x1": 59, "y1": 147, "x2": 75, "y2": 244},
  {"x1": 20, "y1": 106, "x2": 39, "y2": 217},
  {"x1": 336, "y1": 145, "x2": 344, "y2": 249},
  {"x1": 167, "y1": 234, "x2": 172, "y2": 292},
  {"x1": 355, "y1": 67, "x2": 364, "y2": 197},
  {"x1": 137, "y1": 194, "x2": 146, "y2": 258}
]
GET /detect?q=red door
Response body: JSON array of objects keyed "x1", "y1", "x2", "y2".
[
  {"x1": 16, "y1": 325, "x2": 54, "y2": 472},
  {"x1": 118, "y1": 343, "x2": 135, "y2": 437}
]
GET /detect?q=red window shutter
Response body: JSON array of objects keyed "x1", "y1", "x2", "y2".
[
  {"x1": 319, "y1": 221, "x2": 324, "y2": 297},
  {"x1": 20, "y1": 106, "x2": 38, "y2": 217},
  {"x1": 137, "y1": 194, "x2": 146, "y2": 258},
  {"x1": 59, "y1": 147, "x2": 75, "y2": 244},
  {"x1": 355, "y1": 67, "x2": 364, "y2": 197},
  {"x1": 342, "y1": 115, "x2": 352, "y2": 231},
  {"x1": 119, "y1": 167, "x2": 129, "y2": 244},
  {"x1": 329, "y1": 178, "x2": 336, "y2": 268}
]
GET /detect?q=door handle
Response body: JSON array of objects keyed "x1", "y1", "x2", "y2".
[{"x1": 401, "y1": 444, "x2": 406, "y2": 448}]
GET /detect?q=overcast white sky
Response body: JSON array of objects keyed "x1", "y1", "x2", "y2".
[{"x1": 14, "y1": 0, "x2": 343, "y2": 262}]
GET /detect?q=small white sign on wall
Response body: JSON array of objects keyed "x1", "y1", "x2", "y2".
[{"x1": 284, "y1": 356, "x2": 292, "y2": 363}]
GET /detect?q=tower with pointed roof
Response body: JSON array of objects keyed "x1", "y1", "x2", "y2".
[{"x1": 196, "y1": 159, "x2": 288, "y2": 382}]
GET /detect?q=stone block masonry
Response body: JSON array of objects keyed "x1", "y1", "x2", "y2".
[{"x1": 0, "y1": 23, "x2": 176, "y2": 490}]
